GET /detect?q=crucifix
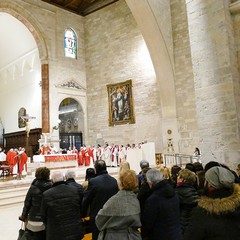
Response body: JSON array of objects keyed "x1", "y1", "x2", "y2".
[
  {"x1": 21, "y1": 115, "x2": 36, "y2": 137},
  {"x1": 21, "y1": 115, "x2": 36, "y2": 158}
]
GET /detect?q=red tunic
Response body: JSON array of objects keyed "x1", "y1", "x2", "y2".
[
  {"x1": 6, "y1": 150, "x2": 17, "y2": 174},
  {"x1": 18, "y1": 152, "x2": 28, "y2": 174},
  {"x1": 85, "y1": 149, "x2": 90, "y2": 166},
  {"x1": 78, "y1": 149, "x2": 85, "y2": 166}
]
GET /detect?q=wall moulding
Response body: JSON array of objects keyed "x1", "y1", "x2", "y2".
[{"x1": 230, "y1": 1, "x2": 240, "y2": 14}]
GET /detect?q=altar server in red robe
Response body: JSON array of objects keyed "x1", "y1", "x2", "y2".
[
  {"x1": 78, "y1": 147, "x2": 85, "y2": 166},
  {"x1": 85, "y1": 146, "x2": 91, "y2": 166},
  {"x1": 6, "y1": 148, "x2": 17, "y2": 175},
  {"x1": 17, "y1": 148, "x2": 28, "y2": 176}
]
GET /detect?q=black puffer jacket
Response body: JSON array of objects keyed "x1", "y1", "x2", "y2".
[
  {"x1": 184, "y1": 184, "x2": 240, "y2": 240},
  {"x1": 41, "y1": 181, "x2": 84, "y2": 240},
  {"x1": 141, "y1": 179, "x2": 182, "y2": 240},
  {"x1": 175, "y1": 183, "x2": 199, "y2": 235},
  {"x1": 21, "y1": 178, "x2": 52, "y2": 221},
  {"x1": 66, "y1": 178, "x2": 83, "y2": 202}
]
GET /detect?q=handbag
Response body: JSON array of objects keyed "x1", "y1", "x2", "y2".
[
  {"x1": 17, "y1": 222, "x2": 29, "y2": 240},
  {"x1": 18, "y1": 229, "x2": 25, "y2": 240}
]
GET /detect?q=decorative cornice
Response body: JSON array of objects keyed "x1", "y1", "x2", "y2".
[
  {"x1": 55, "y1": 80, "x2": 86, "y2": 91},
  {"x1": 230, "y1": 1, "x2": 240, "y2": 14}
]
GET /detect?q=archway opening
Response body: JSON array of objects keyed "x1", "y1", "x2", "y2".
[{"x1": 58, "y1": 98, "x2": 84, "y2": 150}]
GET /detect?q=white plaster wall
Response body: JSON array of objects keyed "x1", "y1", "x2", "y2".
[
  {"x1": 0, "y1": 52, "x2": 42, "y2": 133},
  {"x1": 0, "y1": 12, "x2": 41, "y2": 134},
  {"x1": 0, "y1": 0, "x2": 87, "y2": 143}
]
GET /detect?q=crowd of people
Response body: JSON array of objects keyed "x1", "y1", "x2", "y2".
[
  {"x1": 0, "y1": 146, "x2": 28, "y2": 178},
  {"x1": 38, "y1": 142, "x2": 147, "y2": 168},
  {"x1": 18, "y1": 158, "x2": 240, "y2": 240}
]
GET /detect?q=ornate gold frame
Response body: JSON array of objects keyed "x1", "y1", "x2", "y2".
[{"x1": 107, "y1": 79, "x2": 135, "y2": 126}]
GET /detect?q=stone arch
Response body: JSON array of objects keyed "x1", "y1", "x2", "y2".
[
  {"x1": 125, "y1": 0, "x2": 180, "y2": 151},
  {"x1": 0, "y1": 3, "x2": 48, "y2": 62},
  {"x1": 58, "y1": 97, "x2": 85, "y2": 149},
  {"x1": 125, "y1": 0, "x2": 176, "y2": 119},
  {"x1": 58, "y1": 97, "x2": 85, "y2": 115}
]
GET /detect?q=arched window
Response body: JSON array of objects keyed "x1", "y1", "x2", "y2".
[{"x1": 64, "y1": 28, "x2": 77, "y2": 59}]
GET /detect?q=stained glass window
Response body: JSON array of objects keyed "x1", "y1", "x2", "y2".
[{"x1": 64, "y1": 28, "x2": 77, "y2": 59}]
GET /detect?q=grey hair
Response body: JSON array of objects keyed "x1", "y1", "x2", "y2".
[
  {"x1": 140, "y1": 160, "x2": 149, "y2": 170},
  {"x1": 65, "y1": 170, "x2": 76, "y2": 179},
  {"x1": 51, "y1": 171, "x2": 64, "y2": 183},
  {"x1": 146, "y1": 168, "x2": 164, "y2": 185}
]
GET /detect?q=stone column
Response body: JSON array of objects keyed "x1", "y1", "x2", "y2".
[
  {"x1": 41, "y1": 64, "x2": 50, "y2": 133},
  {"x1": 186, "y1": 0, "x2": 240, "y2": 168}
]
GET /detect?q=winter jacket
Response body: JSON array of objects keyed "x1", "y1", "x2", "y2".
[
  {"x1": 41, "y1": 181, "x2": 84, "y2": 240},
  {"x1": 96, "y1": 190, "x2": 142, "y2": 240},
  {"x1": 66, "y1": 178, "x2": 84, "y2": 202},
  {"x1": 141, "y1": 179, "x2": 182, "y2": 240},
  {"x1": 175, "y1": 183, "x2": 199, "y2": 235},
  {"x1": 82, "y1": 170, "x2": 118, "y2": 240},
  {"x1": 184, "y1": 184, "x2": 240, "y2": 240},
  {"x1": 21, "y1": 178, "x2": 52, "y2": 221}
]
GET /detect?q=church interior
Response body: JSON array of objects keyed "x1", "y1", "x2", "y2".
[
  {"x1": 0, "y1": 0, "x2": 240, "y2": 239},
  {"x1": 0, "y1": 0, "x2": 239, "y2": 169}
]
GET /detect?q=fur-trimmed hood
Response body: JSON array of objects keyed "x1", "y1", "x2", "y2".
[{"x1": 198, "y1": 183, "x2": 240, "y2": 215}]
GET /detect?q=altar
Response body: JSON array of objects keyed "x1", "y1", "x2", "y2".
[{"x1": 33, "y1": 154, "x2": 78, "y2": 169}]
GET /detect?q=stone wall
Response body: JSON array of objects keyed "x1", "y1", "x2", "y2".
[
  {"x1": 171, "y1": 0, "x2": 199, "y2": 154},
  {"x1": 84, "y1": 0, "x2": 161, "y2": 149},
  {"x1": 186, "y1": 0, "x2": 240, "y2": 168}
]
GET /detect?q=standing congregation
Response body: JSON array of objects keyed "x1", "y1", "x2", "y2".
[{"x1": 18, "y1": 157, "x2": 240, "y2": 240}]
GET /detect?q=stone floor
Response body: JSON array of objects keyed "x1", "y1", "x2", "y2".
[
  {"x1": 0, "y1": 203, "x2": 23, "y2": 240},
  {"x1": 0, "y1": 165, "x2": 120, "y2": 240}
]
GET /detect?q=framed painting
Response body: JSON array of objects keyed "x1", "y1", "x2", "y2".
[{"x1": 107, "y1": 79, "x2": 135, "y2": 126}]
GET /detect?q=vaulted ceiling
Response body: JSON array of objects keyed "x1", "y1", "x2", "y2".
[{"x1": 41, "y1": 0, "x2": 119, "y2": 16}]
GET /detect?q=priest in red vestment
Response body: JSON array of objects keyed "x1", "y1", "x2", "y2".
[
  {"x1": 6, "y1": 149, "x2": 17, "y2": 175},
  {"x1": 78, "y1": 147, "x2": 85, "y2": 166}
]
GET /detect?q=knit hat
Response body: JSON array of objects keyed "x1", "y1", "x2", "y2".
[{"x1": 205, "y1": 166, "x2": 235, "y2": 189}]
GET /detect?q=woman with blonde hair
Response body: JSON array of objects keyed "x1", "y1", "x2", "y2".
[
  {"x1": 119, "y1": 161, "x2": 130, "y2": 173},
  {"x1": 96, "y1": 169, "x2": 142, "y2": 240}
]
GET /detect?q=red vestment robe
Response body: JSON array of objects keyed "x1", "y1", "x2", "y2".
[
  {"x1": 18, "y1": 152, "x2": 28, "y2": 174},
  {"x1": 6, "y1": 150, "x2": 17, "y2": 174},
  {"x1": 78, "y1": 149, "x2": 85, "y2": 166}
]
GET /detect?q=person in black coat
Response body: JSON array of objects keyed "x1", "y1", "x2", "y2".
[
  {"x1": 41, "y1": 171, "x2": 84, "y2": 240},
  {"x1": 82, "y1": 160, "x2": 118, "y2": 240},
  {"x1": 65, "y1": 169, "x2": 83, "y2": 202},
  {"x1": 184, "y1": 166, "x2": 240, "y2": 240},
  {"x1": 141, "y1": 168, "x2": 182, "y2": 240},
  {"x1": 19, "y1": 167, "x2": 52, "y2": 240},
  {"x1": 175, "y1": 169, "x2": 199, "y2": 235},
  {"x1": 137, "y1": 167, "x2": 152, "y2": 213}
]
